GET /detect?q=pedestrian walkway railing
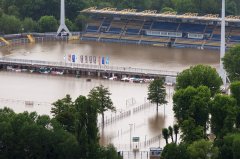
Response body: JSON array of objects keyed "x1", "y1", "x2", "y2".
[{"x1": 0, "y1": 57, "x2": 179, "y2": 76}]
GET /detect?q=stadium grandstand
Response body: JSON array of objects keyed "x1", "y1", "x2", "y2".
[{"x1": 80, "y1": 7, "x2": 240, "y2": 49}]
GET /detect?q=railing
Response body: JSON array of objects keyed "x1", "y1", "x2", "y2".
[{"x1": 0, "y1": 57, "x2": 179, "y2": 76}]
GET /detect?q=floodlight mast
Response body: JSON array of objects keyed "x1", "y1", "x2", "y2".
[
  {"x1": 220, "y1": 0, "x2": 226, "y2": 85},
  {"x1": 57, "y1": 0, "x2": 72, "y2": 36}
]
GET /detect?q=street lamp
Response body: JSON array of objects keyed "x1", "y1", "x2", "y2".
[
  {"x1": 129, "y1": 123, "x2": 133, "y2": 150},
  {"x1": 220, "y1": 0, "x2": 226, "y2": 85}
]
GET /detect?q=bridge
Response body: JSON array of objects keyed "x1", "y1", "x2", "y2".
[{"x1": 0, "y1": 57, "x2": 178, "y2": 77}]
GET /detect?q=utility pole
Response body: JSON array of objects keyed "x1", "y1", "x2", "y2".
[
  {"x1": 220, "y1": 0, "x2": 226, "y2": 85},
  {"x1": 57, "y1": 0, "x2": 72, "y2": 36}
]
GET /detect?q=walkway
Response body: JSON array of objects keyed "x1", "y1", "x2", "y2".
[{"x1": 0, "y1": 57, "x2": 179, "y2": 77}]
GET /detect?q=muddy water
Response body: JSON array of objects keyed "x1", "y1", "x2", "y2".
[
  {"x1": 0, "y1": 41, "x2": 220, "y2": 151},
  {"x1": 0, "y1": 41, "x2": 219, "y2": 71}
]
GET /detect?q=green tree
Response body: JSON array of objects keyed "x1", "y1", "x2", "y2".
[
  {"x1": 147, "y1": 78, "x2": 167, "y2": 113},
  {"x1": 88, "y1": 85, "x2": 115, "y2": 127},
  {"x1": 66, "y1": 18, "x2": 77, "y2": 31},
  {"x1": 75, "y1": 14, "x2": 87, "y2": 31},
  {"x1": 161, "y1": 143, "x2": 189, "y2": 159},
  {"x1": 181, "y1": 118, "x2": 205, "y2": 143},
  {"x1": 162, "y1": 128, "x2": 169, "y2": 144},
  {"x1": 188, "y1": 139, "x2": 219, "y2": 159},
  {"x1": 223, "y1": 45, "x2": 240, "y2": 81},
  {"x1": 168, "y1": 126, "x2": 174, "y2": 143},
  {"x1": 38, "y1": 15, "x2": 58, "y2": 32},
  {"x1": 176, "y1": 65, "x2": 222, "y2": 96},
  {"x1": 173, "y1": 86, "x2": 211, "y2": 133},
  {"x1": 210, "y1": 94, "x2": 238, "y2": 138},
  {"x1": 216, "y1": 133, "x2": 240, "y2": 159},
  {"x1": 75, "y1": 95, "x2": 99, "y2": 158},
  {"x1": 161, "y1": 7, "x2": 175, "y2": 13},
  {"x1": 22, "y1": 17, "x2": 37, "y2": 32},
  {"x1": 51, "y1": 94, "x2": 75, "y2": 133},
  {"x1": 173, "y1": 124, "x2": 179, "y2": 143},
  {"x1": 230, "y1": 81, "x2": 240, "y2": 128},
  {"x1": 0, "y1": 14, "x2": 21, "y2": 34},
  {"x1": 7, "y1": 5, "x2": 19, "y2": 17}
]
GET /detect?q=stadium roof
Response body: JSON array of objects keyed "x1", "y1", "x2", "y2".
[{"x1": 81, "y1": 7, "x2": 240, "y2": 23}]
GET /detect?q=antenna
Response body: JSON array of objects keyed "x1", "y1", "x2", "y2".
[{"x1": 57, "y1": 0, "x2": 72, "y2": 36}]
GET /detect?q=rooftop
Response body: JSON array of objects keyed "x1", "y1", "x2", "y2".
[{"x1": 81, "y1": 7, "x2": 240, "y2": 23}]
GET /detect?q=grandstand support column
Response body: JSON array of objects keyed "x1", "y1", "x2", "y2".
[
  {"x1": 57, "y1": 0, "x2": 72, "y2": 36},
  {"x1": 220, "y1": 0, "x2": 227, "y2": 85}
]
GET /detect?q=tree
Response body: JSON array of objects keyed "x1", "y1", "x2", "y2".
[
  {"x1": 210, "y1": 94, "x2": 238, "y2": 138},
  {"x1": 168, "y1": 126, "x2": 174, "y2": 143},
  {"x1": 188, "y1": 139, "x2": 219, "y2": 159},
  {"x1": 173, "y1": 124, "x2": 179, "y2": 143},
  {"x1": 74, "y1": 95, "x2": 99, "y2": 158},
  {"x1": 161, "y1": 7, "x2": 175, "y2": 13},
  {"x1": 38, "y1": 15, "x2": 58, "y2": 32},
  {"x1": 181, "y1": 119, "x2": 205, "y2": 143},
  {"x1": 22, "y1": 17, "x2": 37, "y2": 32},
  {"x1": 176, "y1": 65, "x2": 222, "y2": 96},
  {"x1": 75, "y1": 14, "x2": 88, "y2": 31},
  {"x1": 216, "y1": 133, "x2": 240, "y2": 159},
  {"x1": 173, "y1": 86, "x2": 211, "y2": 132},
  {"x1": 162, "y1": 128, "x2": 169, "y2": 144},
  {"x1": 147, "y1": 78, "x2": 167, "y2": 113},
  {"x1": 161, "y1": 143, "x2": 189, "y2": 159},
  {"x1": 51, "y1": 94, "x2": 75, "y2": 133},
  {"x1": 0, "y1": 14, "x2": 21, "y2": 34},
  {"x1": 66, "y1": 18, "x2": 77, "y2": 31},
  {"x1": 88, "y1": 85, "x2": 115, "y2": 127},
  {"x1": 230, "y1": 81, "x2": 240, "y2": 128},
  {"x1": 223, "y1": 45, "x2": 240, "y2": 81}
]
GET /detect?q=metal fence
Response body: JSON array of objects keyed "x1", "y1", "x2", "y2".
[
  {"x1": 133, "y1": 103, "x2": 154, "y2": 114},
  {"x1": 98, "y1": 110, "x2": 131, "y2": 128},
  {"x1": 120, "y1": 151, "x2": 149, "y2": 159}
]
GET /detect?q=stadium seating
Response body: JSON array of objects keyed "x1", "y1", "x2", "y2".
[
  {"x1": 81, "y1": 15, "x2": 240, "y2": 49},
  {"x1": 178, "y1": 23, "x2": 206, "y2": 33},
  {"x1": 151, "y1": 22, "x2": 178, "y2": 31}
]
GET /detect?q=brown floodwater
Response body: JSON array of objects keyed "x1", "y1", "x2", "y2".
[{"x1": 0, "y1": 41, "x2": 220, "y2": 151}]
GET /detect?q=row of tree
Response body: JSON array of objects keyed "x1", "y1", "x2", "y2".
[
  {"x1": 0, "y1": 85, "x2": 120, "y2": 159},
  {"x1": 158, "y1": 44, "x2": 240, "y2": 159},
  {"x1": 0, "y1": 14, "x2": 82, "y2": 34},
  {"x1": 0, "y1": 0, "x2": 239, "y2": 34}
]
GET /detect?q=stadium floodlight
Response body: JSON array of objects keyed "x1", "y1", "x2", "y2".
[
  {"x1": 57, "y1": 0, "x2": 72, "y2": 36},
  {"x1": 220, "y1": 0, "x2": 227, "y2": 85}
]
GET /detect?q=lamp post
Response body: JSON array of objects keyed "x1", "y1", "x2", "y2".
[
  {"x1": 129, "y1": 123, "x2": 133, "y2": 150},
  {"x1": 220, "y1": 0, "x2": 226, "y2": 85}
]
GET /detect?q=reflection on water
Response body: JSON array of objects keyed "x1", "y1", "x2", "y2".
[{"x1": 0, "y1": 41, "x2": 220, "y2": 151}]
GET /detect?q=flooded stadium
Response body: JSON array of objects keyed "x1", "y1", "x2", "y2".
[{"x1": 0, "y1": 41, "x2": 219, "y2": 151}]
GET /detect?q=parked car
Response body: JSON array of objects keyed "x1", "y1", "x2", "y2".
[
  {"x1": 109, "y1": 76, "x2": 117, "y2": 80},
  {"x1": 121, "y1": 77, "x2": 130, "y2": 82}
]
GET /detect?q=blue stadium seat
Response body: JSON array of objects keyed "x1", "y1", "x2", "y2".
[
  {"x1": 126, "y1": 29, "x2": 139, "y2": 35},
  {"x1": 142, "y1": 21, "x2": 152, "y2": 30},
  {"x1": 212, "y1": 34, "x2": 221, "y2": 41},
  {"x1": 151, "y1": 22, "x2": 178, "y2": 31},
  {"x1": 108, "y1": 28, "x2": 122, "y2": 34},
  {"x1": 178, "y1": 23, "x2": 205, "y2": 33},
  {"x1": 86, "y1": 26, "x2": 99, "y2": 32},
  {"x1": 230, "y1": 36, "x2": 240, "y2": 41}
]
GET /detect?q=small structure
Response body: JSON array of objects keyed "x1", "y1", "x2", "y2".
[
  {"x1": 132, "y1": 137, "x2": 140, "y2": 152},
  {"x1": 57, "y1": 0, "x2": 71, "y2": 36},
  {"x1": 150, "y1": 147, "x2": 163, "y2": 159}
]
